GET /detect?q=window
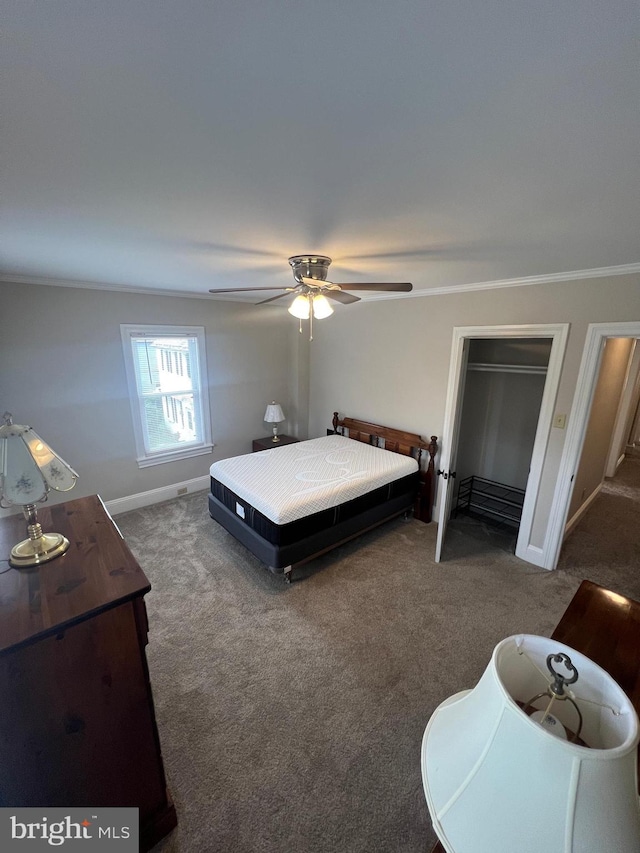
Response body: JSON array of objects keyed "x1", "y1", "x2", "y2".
[{"x1": 120, "y1": 324, "x2": 213, "y2": 467}]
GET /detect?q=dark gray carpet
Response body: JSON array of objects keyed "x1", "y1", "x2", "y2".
[
  {"x1": 557, "y1": 456, "x2": 640, "y2": 597},
  {"x1": 115, "y1": 458, "x2": 640, "y2": 853}
]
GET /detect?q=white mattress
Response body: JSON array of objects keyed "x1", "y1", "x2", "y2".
[{"x1": 209, "y1": 434, "x2": 418, "y2": 525}]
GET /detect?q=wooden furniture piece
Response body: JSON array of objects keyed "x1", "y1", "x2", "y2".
[
  {"x1": 208, "y1": 412, "x2": 438, "y2": 582},
  {"x1": 427, "y1": 578, "x2": 640, "y2": 853},
  {"x1": 551, "y1": 579, "x2": 640, "y2": 758},
  {"x1": 0, "y1": 495, "x2": 177, "y2": 851},
  {"x1": 332, "y1": 412, "x2": 439, "y2": 523},
  {"x1": 252, "y1": 434, "x2": 299, "y2": 452}
]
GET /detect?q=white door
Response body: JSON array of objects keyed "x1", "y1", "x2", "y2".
[{"x1": 434, "y1": 339, "x2": 470, "y2": 562}]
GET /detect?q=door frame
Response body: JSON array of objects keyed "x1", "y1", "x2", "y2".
[
  {"x1": 435, "y1": 323, "x2": 570, "y2": 566},
  {"x1": 544, "y1": 321, "x2": 640, "y2": 570}
]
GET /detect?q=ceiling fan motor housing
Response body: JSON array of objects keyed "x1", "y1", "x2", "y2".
[{"x1": 288, "y1": 255, "x2": 332, "y2": 284}]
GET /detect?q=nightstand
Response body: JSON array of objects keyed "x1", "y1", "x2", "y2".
[{"x1": 252, "y1": 434, "x2": 299, "y2": 452}]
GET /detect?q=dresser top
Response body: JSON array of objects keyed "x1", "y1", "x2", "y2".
[
  {"x1": 551, "y1": 578, "x2": 640, "y2": 713},
  {"x1": 0, "y1": 495, "x2": 150, "y2": 655}
]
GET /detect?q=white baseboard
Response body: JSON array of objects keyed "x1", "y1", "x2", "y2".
[
  {"x1": 105, "y1": 475, "x2": 210, "y2": 516},
  {"x1": 563, "y1": 482, "x2": 603, "y2": 538}
]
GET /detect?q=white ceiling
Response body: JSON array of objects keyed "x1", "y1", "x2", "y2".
[{"x1": 2, "y1": 2, "x2": 639, "y2": 302}]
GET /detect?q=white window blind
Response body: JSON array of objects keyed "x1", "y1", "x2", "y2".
[{"x1": 120, "y1": 324, "x2": 213, "y2": 467}]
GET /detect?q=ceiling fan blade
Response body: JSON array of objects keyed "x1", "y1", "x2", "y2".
[
  {"x1": 331, "y1": 282, "x2": 413, "y2": 292},
  {"x1": 208, "y1": 286, "x2": 294, "y2": 294},
  {"x1": 325, "y1": 290, "x2": 361, "y2": 304},
  {"x1": 256, "y1": 292, "x2": 295, "y2": 305}
]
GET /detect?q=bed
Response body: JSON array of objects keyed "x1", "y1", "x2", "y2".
[{"x1": 208, "y1": 412, "x2": 438, "y2": 582}]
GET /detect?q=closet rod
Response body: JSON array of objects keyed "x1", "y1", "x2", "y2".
[{"x1": 467, "y1": 362, "x2": 547, "y2": 375}]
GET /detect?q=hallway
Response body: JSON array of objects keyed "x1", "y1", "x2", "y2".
[{"x1": 557, "y1": 456, "x2": 640, "y2": 601}]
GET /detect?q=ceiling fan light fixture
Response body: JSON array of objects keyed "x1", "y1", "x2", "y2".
[
  {"x1": 311, "y1": 293, "x2": 334, "y2": 319},
  {"x1": 288, "y1": 293, "x2": 310, "y2": 319}
]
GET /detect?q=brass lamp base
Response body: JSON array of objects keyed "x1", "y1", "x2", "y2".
[
  {"x1": 10, "y1": 532, "x2": 70, "y2": 568},
  {"x1": 8, "y1": 503, "x2": 71, "y2": 568}
]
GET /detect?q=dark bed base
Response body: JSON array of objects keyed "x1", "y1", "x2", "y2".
[
  {"x1": 208, "y1": 413, "x2": 438, "y2": 582},
  {"x1": 208, "y1": 488, "x2": 416, "y2": 582}
]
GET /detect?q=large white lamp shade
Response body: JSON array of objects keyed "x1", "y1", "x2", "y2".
[{"x1": 421, "y1": 634, "x2": 640, "y2": 853}]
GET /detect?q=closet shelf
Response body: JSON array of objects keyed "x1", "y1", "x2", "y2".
[{"x1": 466, "y1": 362, "x2": 547, "y2": 375}]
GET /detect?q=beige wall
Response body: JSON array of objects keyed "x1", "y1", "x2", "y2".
[
  {"x1": 568, "y1": 337, "x2": 634, "y2": 518},
  {"x1": 306, "y1": 273, "x2": 640, "y2": 550},
  {"x1": 0, "y1": 282, "x2": 297, "y2": 506}
]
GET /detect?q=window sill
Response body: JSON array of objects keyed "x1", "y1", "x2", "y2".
[{"x1": 136, "y1": 444, "x2": 214, "y2": 469}]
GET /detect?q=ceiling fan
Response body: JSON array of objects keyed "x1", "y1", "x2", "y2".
[{"x1": 209, "y1": 255, "x2": 412, "y2": 339}]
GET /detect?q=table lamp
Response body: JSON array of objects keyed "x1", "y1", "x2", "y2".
[
  {"x1": 421, "y1": 634, "x2": 640, "y2": 853},
  {"x1": 0, "y1": 412, "x2": 78, "y2": 567},
  {"x1": 264, "y1": 402, "x2": 285, "y2": 442}
]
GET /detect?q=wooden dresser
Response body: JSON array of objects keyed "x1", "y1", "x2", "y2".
[{"x1": 0, "y1": 495, "x2": 177, "y2": 851}]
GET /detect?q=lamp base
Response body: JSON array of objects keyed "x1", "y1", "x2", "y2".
[{"x1": 10, "y1": 532, "x2": 70, "y2": 568}]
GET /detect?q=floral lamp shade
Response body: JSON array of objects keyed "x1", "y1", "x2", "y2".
[
  {"x1": 0, "y1": 417, "x2": 77, "y2": 506},
  {"x1": 0, "y1": 414, "x2": 79, "y2": 568}
]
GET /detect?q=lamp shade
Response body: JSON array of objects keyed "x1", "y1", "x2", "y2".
[
  {"x1": 264, "y1": 403, "x2": 285, "y2": 424},
  {"x1": 288, "y1": 294, "x2": 310, "y2": 319},
  {"x1": 0, "y1": 418, "x2": 78, "y2": 506},
  {"x1": 421, "y1": 634, "x2": 640, "y2": 853},
  {"x1": 312, "y1": 293, "x2": 334, "y2": 319}
]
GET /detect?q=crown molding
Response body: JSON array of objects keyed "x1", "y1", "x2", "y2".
[
  {"x1": 1, "y1": 263, "x2": 638, "y2": 303},
  {"x1": 0, "y1": 274, "x2": 219, "y2": 300},
  {"x1": 363, "y1": 263, "x2": 640, "y2": 302}
]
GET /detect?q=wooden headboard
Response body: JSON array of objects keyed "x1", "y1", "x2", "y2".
[{"x1": 332, "y1": 412, "x2": 438, "y2": 523}]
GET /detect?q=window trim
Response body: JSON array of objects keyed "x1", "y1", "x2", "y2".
[{"x1": 120, "y1": 323, "x2": 213, "y2": 468}]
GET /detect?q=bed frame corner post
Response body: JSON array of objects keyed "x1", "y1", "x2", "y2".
[
  {"x1": 415, "y1": 436, "x2": 438, "y2": 523},
  {"x1": 429, "y1": 436, "x2": 438, "y2": 467},
  {"x1": 427, "y1": 436, "x2": 438, "y2": 521}
]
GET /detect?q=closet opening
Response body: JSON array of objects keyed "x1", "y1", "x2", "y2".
[
  {"x1": 435, "y1": 323, "x2": 570, "y2": 567},
  {"x1": 446, "y1": 337, "x2": 552, "y2": 557}
]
